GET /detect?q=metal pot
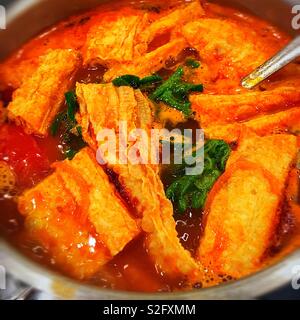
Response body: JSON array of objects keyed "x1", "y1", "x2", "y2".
[{"x1": 0, "y1": 0, "x2": 299, "y2": 299}]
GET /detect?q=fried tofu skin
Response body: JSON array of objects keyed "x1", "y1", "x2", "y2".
[
  {"x1": 85, "y1": 14, "x2": 148, "y2": 65},
  {"x1": 182, "y1": 18, "x2": 277, "y2": 82},
  {"x1": 0, "y1": 58, "x2": 40, "y2": 92},
  {"x1": 191, "y1": 85, "x2": 300, "y2": 127},
  {"x1": 76, "y1": 82, "x2": 153, "y2": 151},
  {"x1": 198, "y1": 134, "x2": 298, "y2": 279},
  {"x1": 76, "y1": 83, "x2": 153, "y2": 131},
  {"x1": 0, "y1": 2, "x2": 202, "y2": 92},
  {"x1": 18, "y1": 148, "x2": 139, "y2": 279},
  {"x1": 97, "y1": 2, "x2": 203, "y2": 81},
  {"x1": 85, "y1": 1, "x2": 203, "y2": 68},
  {"x1": 113, "y1": 162, "x2": 202, "y2": 282},
  {"x1": 103, "y1": 38, "x2": 188, "y2": 82},
  {"x1": 76, "y1": 83, "x2": 203, "y2": 284},
  {"x1": 138, "y1": 1, "x2": 204, "y2": 45},
  {"x1": 203, "y1": 107, "x2": 300, "y2": 143},
  {"x1": 7, "y1": 49, "x2": 82, "y2": 136}
]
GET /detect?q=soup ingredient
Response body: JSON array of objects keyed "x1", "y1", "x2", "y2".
[
  {"x1": 203, "y1": 106, "x2": 300, "y2": 143},
  {"x1": 150, "y1": 66, "x2": 203, "y2": 116},
  {"x1": 166, "y1": 140, "x2": 231, "y2": 213},
  {"x1": 182, "y1": 18, "x2": 278, "y2": 83},
  {"x1": 84, "y1": 1, "x2": 204, "y2": 82},
  {"x1": 7, "y1": 49, "x2": 82, "y2": 136},
  {"x1": 51, "y1": 91, "x2": 78, "y2": 136},
  {"x1": 185, "y1": 58, "x2": 200, "y2": 69},
  {"x1": 191, "y1": 81, "x2": 300, "y2": 127},
  {"x1": 0, "y1": 161, "x2": 16, "y2": 196},
  {"x1": 66, "y1": 91, "x2": 78, "y2": 122},
  {"x1": 0, "y1": 124, "x2": 50, "y2": 189},
  {"x1": 139, "y1": 1, "x2": 204, "y2": 46},
  {"x1": 51, "y1": 91, "x2": 86, "y2": 160},
  {"x1": 85, "y1": 15, "x2": 145, "y2": 65},
  {"x1": 18, "y1": 148, "x2": 140, "y2": 279},
  {"x1": 112, "y1": 74, "x2": 162, "y2": 90},
  {"x1": 198, "y1": 133, "x2": 298, "y2": 278},
  {"x1": 104, "y1": 38, "x2": 188, "y2": 82},
  {"x1": 76, "y1": 82, "x2": 204, "y2": 284},
  {"x1": 76, "y1": 82, "x2": 153, "y2": 144}
]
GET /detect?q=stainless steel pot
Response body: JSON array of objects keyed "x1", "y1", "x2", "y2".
[{"x1": 0, "y1": 0, "x2": 300, "y2": 300}]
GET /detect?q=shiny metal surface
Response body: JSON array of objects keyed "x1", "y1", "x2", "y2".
[
  {"x1": 242, "y1": 36, "x2": 300, "y2": 89},
  {"x1": 0, "y1": 0, "x2": 300, "y2": 300}
]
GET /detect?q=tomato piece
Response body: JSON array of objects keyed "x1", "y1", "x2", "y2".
[{"x1": 0, "y1": 124, "x2": 51, "y2": 189}]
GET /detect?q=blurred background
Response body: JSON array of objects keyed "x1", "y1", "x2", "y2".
[{"x1": 1, "y1": 0, "x2": 10, "y2": 7}]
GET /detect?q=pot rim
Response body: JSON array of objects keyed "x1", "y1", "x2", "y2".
[{"x1": 1, "y1": 239, "x2": 300, "y2": 299}]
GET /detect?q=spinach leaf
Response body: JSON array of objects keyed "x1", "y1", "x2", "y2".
[
  {"x1": 65, "y1": 91, "x2": 78, "y2": 122},
  {"x1": 204, "y1": 139, "x2": 231, "y2": 171},
  {"x1": 166, "y1": 140, "x2": 231, "y2": 214},
  {"x1": 112, "y1": 74, "x2": 162, "y2": 90},
  {"x1": 112, "y1": 75, "x2": 141, "y2": 89},
  {"x1": 150, "y1": 66, "x2": 203, "y2": 117},
  {"x1": 112, "y1": 64, "x2": 203, "y2": 117},
  {"x1": 185, "y1": 58, "x2": 200, "y2": 69},
  {"x1": 50, "y1": 91, "x2": 86, "y2": 160}
]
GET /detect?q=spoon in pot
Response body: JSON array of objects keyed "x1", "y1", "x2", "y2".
[{"x1": 241, "y1": 36, "x2": 300, "y2": 89}]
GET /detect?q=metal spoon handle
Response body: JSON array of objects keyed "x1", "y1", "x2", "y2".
[{"x1": 241, "y1": 36, "x2": 300, "y2": 89}]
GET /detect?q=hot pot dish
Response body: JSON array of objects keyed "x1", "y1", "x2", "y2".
[{"x1": 0, "y1": 0, "x2": 300, "y2": 294}]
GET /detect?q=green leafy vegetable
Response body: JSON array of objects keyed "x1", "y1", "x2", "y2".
[
  {"x1": 76, "y1": 126, "x2": 82, "y2": 136},
  {"x1": 185, "y1": 58, "x2": 200, "y2": 69},
  {"x1": 112, "y1": 74, "x2": 162, "y2": 89},
  {"x1": 50, "y1": 91, "x2": 78, "y2": 136},
  {"x1": 50, "y1": 91, "x2": 86, "y2": 160},
  {"x1": 150, "y1": 67, "x2": 203, "y2": 117},
  {"x1": 113, "y1": 75, "x2": 141, "y2": 88},
  {"x1": 50, "y1": 111, "x2": 67, "y2": 136},
  {"x1": 112, "y1": 65, "x2": 203, "y2": 117},
  {"x1": 65, "y1": 91, "x2": 78, "y2": 122},
  {"x1": 166, "y1": 140, "x2": 231, "y2": 214},
  {"x1": 64, "y1": 148, "x2": 78, "y2": 160},
  {"x1": 139, "y1": 74, "x2": 163, "y2": 89}
]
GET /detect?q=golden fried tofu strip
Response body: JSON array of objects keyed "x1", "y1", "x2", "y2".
[
  {"x1": 113, "y1": 162, "x2": 202, "y2": 282},
  {"x1": 104, "y1": 38, "x2": 188, "y2": 81},
  {"x1": 204, "y1": 107, "x2": 300, "y2": 143},
  {"x1": 76, "y1": 83, "x2": 203, "y2": 284},
  {"x1": 85, "y1": 14, "x2": 149, "y2": 65},
  {"x1": 198, "y1": 134, "x2": 298, "y2": 279},
  {"x1": 0, "y1": 59, "x2": 39, "y2": 91},
  {"x1": 8, "y1": 49, "x2": 82, "y2": 136},
  {"x1": 191, "y1": 85, "x2": 300, "y2": 127},
  {"x1": 182, "y1": 18, "x2": 274, "y2": 80},
  {"x1": 85, "y1": 1, "x2": 203, "y2": 68},
  {"x1": 138, "y1": 1, "x2": 204, "y2": 45},
  {"x1": 76, "y1": 83, "x2": 153, "y2": 150},
  {"x1": 18, "y1": 148, "x2": 139, "y2": 279}
]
